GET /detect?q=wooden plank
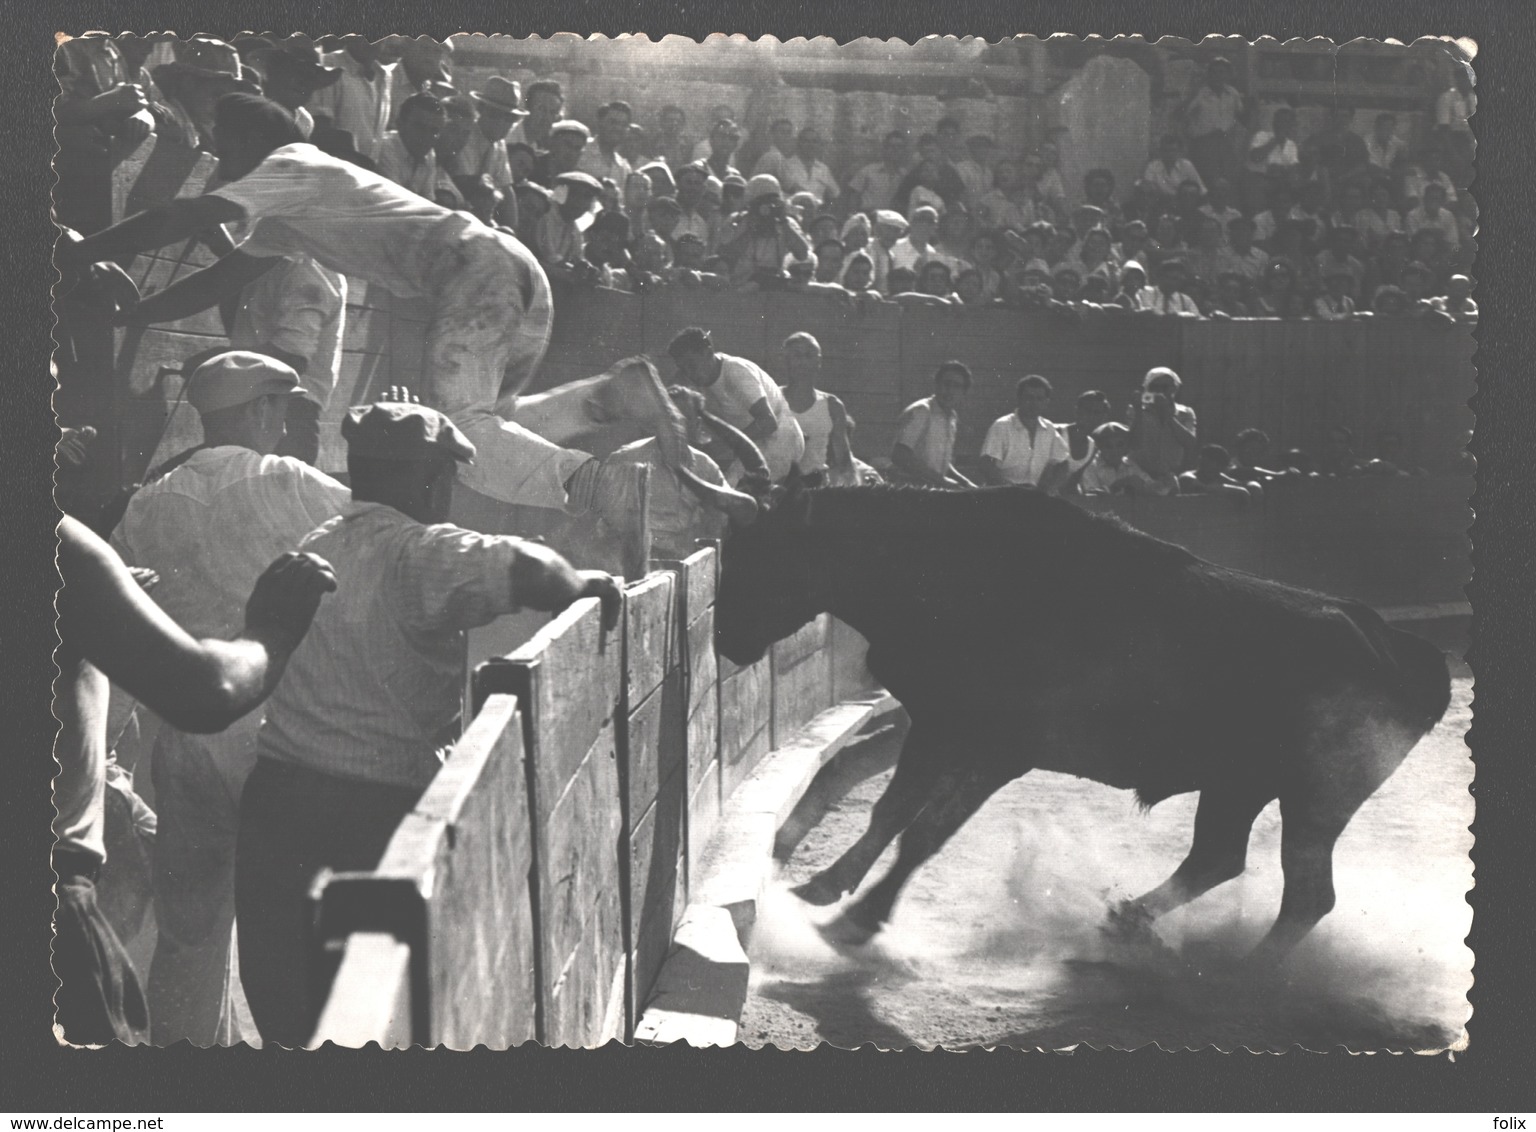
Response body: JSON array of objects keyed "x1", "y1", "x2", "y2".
[
  {"x1": 686, "y1": 610, "x2": 718, "y2": 716},
  {"x1": 771, "y1": 648, "x2": 833, "y2": 749},
  {"x1": 629, "y1": 760, "x2": 687, "y2": 951},
  {"x1": 686, "y1": 687, "x2": 720, "y2": 808},
  {"x1": 659, "y1": 547, "x2": 717, "y2": 631},
  {"x1": 624, "y1": 571, "x2": 676, "y2": 705},
  {"x1": 718, "y1": 656, "x2": 772, "y2": 786},
  {"x1": 770, "y1": 615, "x2": 831, "y2": 674},
  {"x1": 309, "y1": 932, "x2": 413, "y2": 1050},
  {"x1": 687, "y1": 759, "x2": 722, "y2": 885},
  {"x1": 626, "y1": 671, "x2": 688, "y2": 823}
]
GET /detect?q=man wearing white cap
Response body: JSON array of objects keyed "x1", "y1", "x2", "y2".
[
  {"x1": 111, "y1": 351, "x2": 351, "y2": 1046},
  {"x1": 236, "y1": 398, "x2": 621, "y2": 1046},
  {"x1": 537, "y1": 118, "x2": 594, "y2": 184},
  {"x1": 66, "y1": 93, "x2": 593, "y2": 514},
  {"x1": 716, "y1": 173, "x2": 810, "y2": 288},
  {"x1": 868, "y1": 209, "x2": 909, "y2": 292}
]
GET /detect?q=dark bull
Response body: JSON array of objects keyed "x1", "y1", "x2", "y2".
[{"x1": 715, "y1": 477, "x2": 1452, "y2": 961}]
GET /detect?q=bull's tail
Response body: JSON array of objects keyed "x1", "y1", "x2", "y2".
[{"x1": 1338, "y1": 602, "x2": 1453, "y2": 732}]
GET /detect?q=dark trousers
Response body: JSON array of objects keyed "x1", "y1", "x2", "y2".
[
  {"x1": 234, "y1": 758, "x2": 420, "y2": 1048},
  {"x1": 273, "y1": 397, "x2": 322, "y2": 466},
  {"x1": 54, "y1": 855, "x2": 150, "y2": 1046}
]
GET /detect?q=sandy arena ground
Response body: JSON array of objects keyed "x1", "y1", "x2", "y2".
[{"x1": 741, "y1": 667, "x2": 1474, "y2": 1053}]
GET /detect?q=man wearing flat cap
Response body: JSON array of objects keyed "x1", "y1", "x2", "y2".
[
  {"x1": 535, "y1": 118, "x2": 594, "y2": 185},
  {"x1": 111, "y1": 351, "x2": 351, "y2": 1046},
  {"x1": 66, "y1": 91, "x2": 601, "y2": 514},
  {"x1": 533, "y1": 170, "x2": 604, "y2": 282},
  {"x1": 234, "y1": 397, "x2": 621, "y2": 1047}
]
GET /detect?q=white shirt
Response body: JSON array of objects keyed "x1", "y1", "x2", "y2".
[
  {"x1": 703, "y1": 355, "x2": 805, "y2": 481},
  {"x1": 848, "y1": 161, "x2": 906, "y2": 213},
  {"x1": 576, "y1": 145, "x2": 633, "y2": 187},
  {"x1": 446, "y1": 128, "x2": 515, "y2": 191},
  {"x1": 981, "y1": 414, "x2": 1070, "y2": 486},
  {"x1": 258, "y1": 502, "x2": 528, "y2": 789},
  {"x1": 894, "y1": 396, "x2": 958, "y2": 477},
  {"x1": 376, "y1": 131, "x2": 458, "y2": 203},
  {"x1": 308, "y1": 51, "x2": 396, "y2": 163},
  {"x1": 751, "y1": 146, "x2": 790, "y2": 183},
  {"x1": 1366, "y1": 134, "x2": 1406, "y2": 172},
  {"x1": 1246, "y1": 131, "x2": 1300, "y2": 174},
  {"x1": 789, "y1": 389, "x2": 835, "y2": 475},
  {"x1": 211, "y1": 143, "x2": 459, "y2": 301},
  {"x1": 889, "y1": 236, "x2": 931, "y2": 273},
  {"x1": 782, "y1": 155, "x2": 839, "y2": 206}
]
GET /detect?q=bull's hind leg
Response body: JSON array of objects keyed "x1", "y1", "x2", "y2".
[
  {"x1": 791, "y1": 726, "x2": 944, "y2": 906},
  {"x1": 1250, "y1": 697, "x2": 1422, "y2": 963},
  {"x1": 1112, "y1": 783, "x2": 1275, "y2": 935},
  {"x1": 825, "y1": 766, "x2": 1013, "y2": 946}
]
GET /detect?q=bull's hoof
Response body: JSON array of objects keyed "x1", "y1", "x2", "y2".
[
  {"x1": 791, "y1": 875, "x2": 845, "y2": 907},
  {"x1": 1101, "y1": 901, "x2": 1163, "y2": 947},
  {"x1": 818, "y1": 911, "x2": 880, "y2": 949}
]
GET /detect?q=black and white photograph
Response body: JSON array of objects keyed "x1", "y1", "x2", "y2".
[{"x1": 48, "y1": 31, "x2": 1476, "y2": 1058}]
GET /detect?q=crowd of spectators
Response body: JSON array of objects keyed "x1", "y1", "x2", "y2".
[{"x1": 58, "y1": 37, "x2": 1475, "y2": 323}]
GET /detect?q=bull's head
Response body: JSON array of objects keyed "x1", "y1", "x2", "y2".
[{"x1": 671, "y1": 397, "x2": 781, "y2": 527}]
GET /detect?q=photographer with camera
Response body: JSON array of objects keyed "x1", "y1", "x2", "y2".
[
  {"x1": 1126, "y1": 366, "x2": 1200, "y2": 491},
  {"x1": 717, "y1": 173, "x2": 810, "y2": 290}
]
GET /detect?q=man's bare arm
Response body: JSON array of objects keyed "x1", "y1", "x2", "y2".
[
  {"x1": 63, "y1": 195, "x2": 247, "y2": 269},
  {"x1": 509, "y1": 539, "x2": 623, "y2": 632},
  {"x1": 743, "y1": 396, "x2": 781, "y2": 443},
  {"x1": 58, "y1": 515, "x2": 335, "y2": 734},
  {"x1": 123, "y1": 250, "x2": 281, "y2": 326}
]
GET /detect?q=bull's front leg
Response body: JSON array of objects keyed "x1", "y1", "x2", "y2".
[{"x1": 791, "y1": 722, "x2": 944, "y2": 906}]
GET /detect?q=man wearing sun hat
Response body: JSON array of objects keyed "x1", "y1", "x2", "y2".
[
  {"x1": 234, "y1": 397, "x2": 621, "y2": 1046},
  {"x1": 110, "y1": 350, "x2": 351, "y2": 1046},
  {"x1": 149, "y1": 35, "x2": 260, "y2": 151},
  {"x1": 444, "y1": 75, "x2": 528, "y2": 201},
  {"x1": 242, "y1": 36, "x2": 341, "y2": 142}
]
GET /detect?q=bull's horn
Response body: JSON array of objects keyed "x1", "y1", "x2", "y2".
[
  {"x1": 677, "y1": 466, "x2": 759, "y2": 526},
  {"x1": 698, "y1": 409, "x2": 772, "y2": 482}
]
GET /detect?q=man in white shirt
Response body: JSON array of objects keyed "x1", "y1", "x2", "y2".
[
  {"x1": 236, "y1": 399, "x2": 621, "y2": 1047},
  {"x1": 890, "y1": 205, "x2": 939, "y2": 273},
  {"x1": 447, "y1": 76, "x2": 527, "y2": 200},
  {"x1": 377, "y1": 91, "x2": 460, "y2": 205},
  {"x1": 308, "y1": 34, "x2": 400, "y2": 163},
  {"x1": 890, "y1": 362, "x2": 976, "y2": 488},
  {"x1": 781, "y1": 127, "x2": 840, "y2": 209},
  {"x1": 67, "y1": 93, "x2": 590, "y2": 515},
  {"x1": 1246, "y1": 107, "x2": 1301, "y2": 180},
  {"x1": 980, "y1": 375, "x2": 1073, "y2": 490},
  {"x1": 848, "y1": 131, "x2": 912, "y2": 216},
  {"x1": 111, "y1": 352, "x2": 351, "y2": 1047},
  {"x1": 577, "y1": 100, "x2": 635, "y2": 186},
  {"x1": 1365, "y1": 112, "x2": 1407, "y2": 174},
  {"x1": 752, "y1": 119, "x2": 795, "y2": 183},
  {"x1": 1180, "y1": 56, "x2": 1247, "y2": 186},
  {"x1": 668, "y1": 327, "x2": 805, "y2": 483}
]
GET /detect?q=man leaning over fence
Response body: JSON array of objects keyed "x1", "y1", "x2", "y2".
[{"x1": 234, "y1": 398, "x2": 622, "y2": 1047}]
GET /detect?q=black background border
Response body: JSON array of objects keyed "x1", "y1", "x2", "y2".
[{"x1": 5, "y1": 0, "x2": 1532, "y2": 1113}]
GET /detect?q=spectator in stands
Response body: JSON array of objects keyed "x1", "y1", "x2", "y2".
[
  {"x1": 1407, "y1": 182, "x2": 1461, "y2": 253},
  {"x1": 895, "y1": 155, "x2": 958, "y2": 219},
  {"x1": 670, "y1": 232, "x2": 727, "y2": 288},
  {"x1": 509, "y1": 78, "x2": 564, "y2": 151},
  {"x1": 1141, "y1": 133, "x2": 1205, "y2": 206},
  {"x1": 847, "y1": 130, "x2": 912, "y2": 216},
  {"x1": 1074, "y1": 421, "x2": 1163, "y2": 496},
  {"x1": 245, "y1": 37, "x2": 341, "y2": 144},
  {"x1": 1428, "y1": 272, "x2": 1479, "y2": 326},
  {"x1": 650, "y1": 103, "x2": 694, "y2": 171},
  {"x1": 1362, "y1": 228, "x2": 1412, "y2": 296},
  {"x1": 673, "y1": 162, "x2": 714, "y2": 247},
  {"x1": 1075, "y1": 168, "x2": 1121, "y2": 230},
  {"x1": 890, "y1": 362, "x2": 976, "y2": 488},
  {"x1": 1314, "y1": 225, "x2": 1366, "y2": 299},
  {"x1": 1198, "y1": 177, "x2": 1243, "y2": 241},
  {"x1": 841, "y1": 250, "x2": 878, "y2": 297},
  {"x1": 1184, "y1": 213, "x2": 1228, "y2": 290},
  {"x1": 1287, "y1": 179, "x2": 1330, "y2": 248},
  {"x1": 1180, "y1": 56, "x2": 1247, "y2": 187},
  {"x1": 979, "y1": 374, "x2": 1071, "y2": 490},
  {"x1": 1050, "y1": 263, "x2": 1082, "y2": 303},
  {"x1": 1401, "y1": 144, "x2": 1459, "y2": 208},
  {"x1": 1178, "y1": 444, "x2": 1258, "y2": 501},
  {"x1": 886, "y1": 265, "x2": 919, "y2": 297},
  {"x1": 780, "y1": 332, "x2": 856, "y2": 484},
  {"x1": 1147, "y1": 212, "x2": 1190, "y2": 267},
  {"x1": 668, "y1": 327, "x2": 806, "y2": 482},
  {"x1": 1245, "y1": 107, "x2": 1301, "y2": 207},
  {"x1": 309, "y1": 34, "x2": 400, "y2": 163},
  {"x1": 432, "y1": 95, "x2": 477, "y2": 190},
  {"x1": 1061, "y1": 389, "x2": 1113, "y2": 477},
  {"x1": 968, "y1": 232, "x2": 1005, "y2": 299},
  {"x1": 1218, "y1": 216, "x2": 1270, "y2": 283},
  {"x1": 1399, "y1": 260, "x2": 1435, "y2": 306},
  {"x1": 1208, "y1": 271, "x2": 1254, "y2": 318},
  {"x1": 377, "y1": 92, "x2": 459, "y2": 204},
  {"x1": 1366, "y1": 112, "x2": 1407, "y2": 175},
  {"x1": 812, "y1": 239, "x2": 846, "y2": 284},
  {"x1": 890, "y1": 205, "x2": 939, "y2": 274},
  {"x1": 1434, "y1": 60, "x2": 1476, "y2": 162},
  {"x1": 110, "y1": 353, "x2": 350, "y2": 1047},
  {"x1": 1112, "y1": 259, "x2": 1149, "y2": 311},
  {"x1": 751, "y1": 118, "x2": 794, "y2": 181},
  {"x1": 234, "y1": 399, "x2": 619, "y2": 1047},
  {"x1": 54, "y1": 33, "x2": 157, "y2": 206},
  {"x1": 1370, "y1": 283, "x2": 1410, "y2": 316},
  {"x1": 148, "y1": 36, "x2": 262, "y2": 155},
  {"x1": 1138, "y1": 258, "x2": 1202, "y2": 317},
  {"x1": 534, "y1": 171, "x2": 604, "y2": 284},
  {"x1": 1231, "y1": 427, "x2": 1284, "y2": 485},
  {"x1": 1128, "y1": 366, "x2": 1199, "y2": 484},
  {"x1": 931, "y1": 205, "x2": 975, "y2": 275},
  {"x1": 56, "y1": 509, "x2": 335, "y2": 1048},
  {"x1": 622, "y1": 169, "x2": 653, "y2": 224},
  {"x1": 955, "y1": 135, "x2": 997, "y2": 206},
  {"x1": 701, "y1": 118, "x2": 744, "y2": 180},
  {"x1": 718, "y1": 174, "x2": 810, "y2": 289},
  {"x1": 538, "y1": 118, "x2": 592, "y2": 183},
  {"x1": 783, "y1": 127, "x2": 840, "y2": 208},
  {"x1": 446, "y1": 76, "x2": 525, "y2": 203},
  {"x1": 1408, "y1": 229, "x2": 1451, "y2": 281},
  {"x1": 578, "y1": 100, "x2": 635, "y2": 186},
  {"x1": 1116, "y1": 219, "x2": 1153, "y2": 267},
  {"x1": 1317, "y1": 425, "x2": 1367, "y2": 477},
  {"x1": 976, "y1": 159, "x2": 1040, "y2": 233},
  {"x1": 1302, "y1": 107, "x2": 1370, "y2": 193},
  {"x1": 585, "y1": 211, "x2": 640, "y2": 289},
  {"x1": 1034, "y1": 142, "x2": 1069, "y2": 218}
]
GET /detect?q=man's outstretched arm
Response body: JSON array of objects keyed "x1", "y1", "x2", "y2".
[
  {"x1": 122, "y1": 249, "x2": 281, "y2": 327},
  {"x1": 57, "y1": 515, "x2": 336, "y2": 734},
  {"x1": 60, "y1": 195, "x2": 247, "y2": 269}
]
